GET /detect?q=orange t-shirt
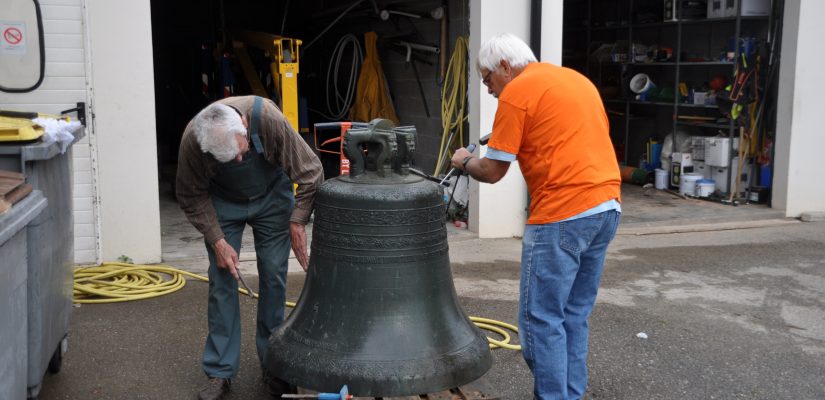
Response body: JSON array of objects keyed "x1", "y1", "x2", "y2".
[{"x1": 487, "y1": 62, "x2": 621, "y2": 224}]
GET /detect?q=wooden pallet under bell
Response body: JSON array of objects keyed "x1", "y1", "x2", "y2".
[{"x1": 295, "y1": 377, "x2": 500, "y2": 400}]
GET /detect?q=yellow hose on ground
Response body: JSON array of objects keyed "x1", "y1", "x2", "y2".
[
  {"x1": 434, "y1": 36, "x2": 469, "y2": 176},
  {"x1": 74, "y1": 262, "x2": 519, "y2": 350}
]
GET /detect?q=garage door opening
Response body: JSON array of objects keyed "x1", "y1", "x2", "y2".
[{"x1": 149, "y1": 0, "x2": 471, "y2": 259}]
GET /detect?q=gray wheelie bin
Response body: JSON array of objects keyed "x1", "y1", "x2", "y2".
[
  {"x1": 0, "y1": 128, "x2": 81, "y2": 399},
  {"x1": 0, "y1": 191, "x2": 47, "y2": 400}
]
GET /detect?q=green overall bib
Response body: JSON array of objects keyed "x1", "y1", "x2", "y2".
[{"x1": 202, "y1": 97, "x2": 294, "y2": 378}]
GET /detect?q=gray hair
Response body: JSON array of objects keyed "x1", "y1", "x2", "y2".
[
  {"x1": 476, "y1": 33, "x2": 537, "y2": 72},
  {"x1": 192, "y1": 103, "x2": 246, "y2": 163}
]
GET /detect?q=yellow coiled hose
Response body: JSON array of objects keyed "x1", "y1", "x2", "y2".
[
  {"x1": 434, "y1": 36, "x2": 469, "y2": 176},
  {"x1": 73, "y1": 262, "x2": 520, "y2": 351}
]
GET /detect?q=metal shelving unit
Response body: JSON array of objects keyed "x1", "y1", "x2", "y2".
[
  {"x1": 565, "y1": 15, "x2": 770, "y2": 33},
  {"x1": 568, "y1": 0, "x2": 774, "y2": 196}
]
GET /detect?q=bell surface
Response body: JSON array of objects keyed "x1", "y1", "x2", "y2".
[{"x1": 264, "y1": 122, "x2": 492, "y2": 396}]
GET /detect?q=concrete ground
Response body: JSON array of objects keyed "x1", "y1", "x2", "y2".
[{"x1": 38, "y1": 184, "x2": 825, "y2": 399}]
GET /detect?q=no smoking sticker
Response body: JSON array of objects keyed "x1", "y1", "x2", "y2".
[{"x1": 1, "y1": 21, "x2": 27, "y2": 55}]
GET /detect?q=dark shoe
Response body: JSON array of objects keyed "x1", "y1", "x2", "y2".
[
  {"x1": 263, "y1": 369, "x2": 296, "y2": 397},
  {"x1": 198, "y1": 377, "x2": 230, "y2": 400}
]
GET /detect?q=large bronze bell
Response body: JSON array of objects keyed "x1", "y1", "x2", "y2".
[{"x1": 264, "y1": 120, "x2": 492, "y2": 396}]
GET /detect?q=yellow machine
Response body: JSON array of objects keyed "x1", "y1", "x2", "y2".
[
  {"x1": 273, "y1": 37, "x2": 301, "y2": 132},
  {"x1": 231, "y1": 31, "x2": 302, "y2": 132}
]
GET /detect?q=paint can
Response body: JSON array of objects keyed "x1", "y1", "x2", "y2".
[
  {"x1": 696, "y1": 179, "x2": 716, "y2": 197},
  {"x1": 679, "y1": 173, "x2": 703, "y2": 196},
  {"x1": 654, "y1": 168, "x2": 669, "y2": 189},
  {"x1": 749, "y1": 186, "x2": 771, "y2": 204}
]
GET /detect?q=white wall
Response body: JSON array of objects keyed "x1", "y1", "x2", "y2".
[
  {"x1": 774, "y1": 0, "x2": 825, "y2": 217},
  {"x1": 468, "y1": 0, "x2": 529, "y2": 238},
  {"x1": 540, "y1": 0, "x2": 563, "y2": 65},
  {"x1": 468, "y1": 0, "x2": 563, "y2": 238},
  {"x1": 85, "y1": 0, "x2": 161, "y2": 263},
  {"x1": 0, "y1": 0, "x2": 98, "y2": 264}
]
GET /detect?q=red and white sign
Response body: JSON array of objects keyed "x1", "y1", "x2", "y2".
[
  {"x1": 1, "y1": 21, "x2": 27, "y2": 55},
  {"x1": 340, "y1": 158, "x2": 350, "y2": 175}
]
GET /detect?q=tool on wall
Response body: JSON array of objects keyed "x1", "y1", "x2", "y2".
[{"x1": 395, "y1": 41, "x2": 440, "y2": 118}]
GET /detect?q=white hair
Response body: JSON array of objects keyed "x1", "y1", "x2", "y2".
[
  {"x1": 476, "y1": 33, "x2": 538, "y2": 72},
  {"x1": 192, "y1": 103, "x2": 247, "y2": 163}
]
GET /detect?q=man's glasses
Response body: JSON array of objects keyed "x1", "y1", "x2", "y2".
[{"x1": 482, "y1": 70, "x2": 493, "y2": 87}]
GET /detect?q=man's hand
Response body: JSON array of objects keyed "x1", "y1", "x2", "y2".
[
  {"x1": 212, "y1": 238, "x2": 240, "y2": 280},
  {"x1": 451, "y1": 147, "x2": 473, "y2": 170},
  {"x1": 289, "y1": 222, "x2": 309, "y2": 271},
  {"x1": 450, "y1": 147, "x2": 511, "y2": 184}
]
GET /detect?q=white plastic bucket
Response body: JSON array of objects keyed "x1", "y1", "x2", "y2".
[
  {"x1": 679, "y1": 173, "x2": 703, "y2": 196},
  {"x1": 696, "y1": 179, "x2": 716, "y2": 197},
  {"x1": 630, "y1": 73, "x2": 656, "y2": 94},
  {"x1": 654, "y1": 168, "x2": 668, "y2": 189}
]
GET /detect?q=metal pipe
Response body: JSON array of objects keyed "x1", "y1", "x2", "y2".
[
  {"x1": 380, "y1": 10, "x2": 422, "y2": 20},
  {"x1": 439, "y1": 4, "x2": 448, "y2": 80},
  {"x1": 303, "y1": 0, "x2": 365, "y2": 54},
  {"x1": 397, "y1": 41, "x2": 440, "y2": 54},
  {"x1": 280, "y1": 0, "x2": 291, "y2": 35}
]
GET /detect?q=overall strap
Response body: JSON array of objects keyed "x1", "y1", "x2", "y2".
[{"x1": 250, "y1": 96, "x2": 264, "y2": 154}]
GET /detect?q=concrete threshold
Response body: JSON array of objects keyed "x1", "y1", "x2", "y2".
[{"x1": 617, "y1": 218, "x2": 799, "y2": 236}]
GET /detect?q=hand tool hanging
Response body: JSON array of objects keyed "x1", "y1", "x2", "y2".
[
  {"x1": 717, "y1": 44, "x2": 760, "y2": 130},
  {"x1": 396, "y1": 41, "x2": 441, "y2": 118}
]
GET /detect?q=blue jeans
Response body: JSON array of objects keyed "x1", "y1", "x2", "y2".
[{"x1": 519, "y1": 210, "x2": 620, "y2": 400}]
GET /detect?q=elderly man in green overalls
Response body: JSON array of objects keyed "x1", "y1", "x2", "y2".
[{"x1": 176, "y1": 96, "x2": 324, "y2": 400}]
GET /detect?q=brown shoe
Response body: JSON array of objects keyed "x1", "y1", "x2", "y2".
[
  {"x1": 262, "y1": 369, "x2": 296, "y2": 396},
  {"x1": 198, "y1": 377, "x2": 230, "y2": 400}
]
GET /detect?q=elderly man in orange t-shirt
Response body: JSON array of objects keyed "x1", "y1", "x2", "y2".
[{"x1": 451, "y1": 33, "x2": 622, "y2": 400}]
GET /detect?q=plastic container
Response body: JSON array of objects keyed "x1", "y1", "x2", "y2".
[
  {"x1": 620, "y1": 165, "x2": 649, "y2": 185},
  {"x1": 759, "y1": 165, "x2": 772, "y2": 188},
  {"x1": 705, "y1": 137, "x2": 730, "y2": 167},
  {"x1": 630, "y1": 73, "x2": 656, "y2": 94},
  {"x1": 0, "y1": 191, "x2": 47, "y2": 400},
  {"x1": 679, "y1": 173, "x2": 703, "y2": 196},
  {"x1": 654, "y1": 169, "x2": 669, "y2": 189},
  {"x1": 0, "y1": 128, "x2": 81, "y2": 398},
  {"x1": 696, "y1": 179, "x2": 716, "y2": 197}
]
